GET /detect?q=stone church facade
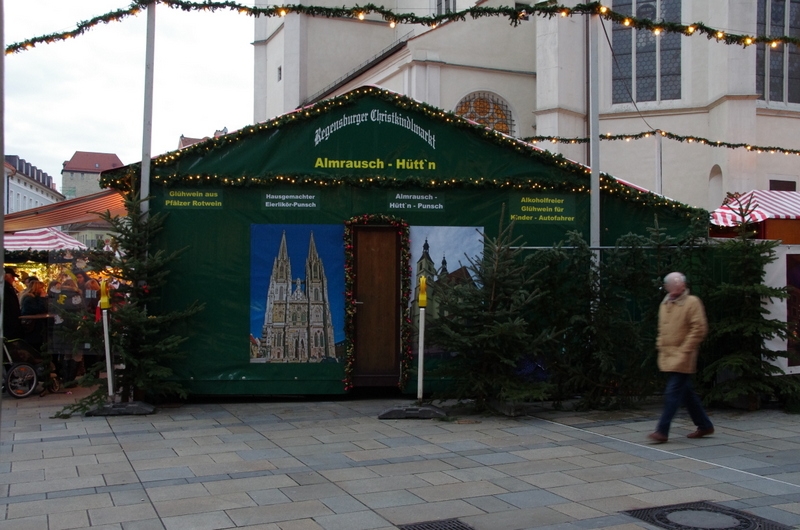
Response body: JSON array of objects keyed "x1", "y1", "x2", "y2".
[{"x1": 254, "y1": 0, "x2": 800, "y2": 210}]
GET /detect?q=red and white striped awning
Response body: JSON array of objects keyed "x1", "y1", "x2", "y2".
[
  {"x1": 710, "y1": 190, "x2": 800, "y2": 227},
  {"x1": 3, "y1": 189, "x2": 126, "y2": 233},
  {"x1": 4, "y1": 227, "x2": 87, "y2": 251}
]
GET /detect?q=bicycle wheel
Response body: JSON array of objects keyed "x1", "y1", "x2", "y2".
[{"x1": 6, "y1": 363, "x2": 38, "y2": 398}]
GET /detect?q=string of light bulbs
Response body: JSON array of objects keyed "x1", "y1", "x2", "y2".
[
  {"x1": 10, "y1": 1, "x2": 800, "y2": 169},
  {"x1": 6, "y1": 0, "x2": 800, "y2": 55},
  {"x1": 522, "y1": 130, "x2": 800, "y2": 156}
]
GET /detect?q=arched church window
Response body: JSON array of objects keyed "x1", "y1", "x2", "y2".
[{"x1": 454, "y1": 92, "x2": 514, "y2": 135}]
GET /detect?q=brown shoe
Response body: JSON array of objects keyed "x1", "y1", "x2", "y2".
[
  {"x1": 687, "y1": 427, "x2": 714, "y2": 439},
  {"x1": 647, "y1": 432, "x2": 668, "y2": 443}
]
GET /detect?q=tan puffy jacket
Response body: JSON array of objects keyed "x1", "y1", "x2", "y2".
[{"x1": 656, "y1": 289, "x2": 708, "y2": 374}]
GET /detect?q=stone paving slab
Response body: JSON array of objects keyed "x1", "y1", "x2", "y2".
[{"x1": 4, "y1": 388, "x2": 800, "y2": 529}]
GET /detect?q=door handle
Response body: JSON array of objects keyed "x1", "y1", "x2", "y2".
[{"x1": 354, "y1": 300, "x2": 364, "y2": 305}]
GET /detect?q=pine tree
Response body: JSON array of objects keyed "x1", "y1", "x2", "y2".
[
  {"x1": 428, "y1": 217, "x2": 553, "y2": 410},
  {"x1": 700, "y1": 193, "x2": 800, "y2": 409},
  {"x1": 55, "y1": 191, "x2": 204, "y2": 417}
]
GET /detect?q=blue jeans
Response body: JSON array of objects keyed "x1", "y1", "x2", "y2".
[{"x1": 656, "y1": 372, "x2": 713, "y2": 437}]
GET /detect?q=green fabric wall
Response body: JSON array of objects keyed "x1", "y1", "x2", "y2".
[{"x1": 113, "y1": 87, "x2": 704, "y2": 396}]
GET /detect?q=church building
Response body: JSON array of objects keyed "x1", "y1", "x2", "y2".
[{"x1": 257, "y1": 231, "x2": 337, "y2": 363}]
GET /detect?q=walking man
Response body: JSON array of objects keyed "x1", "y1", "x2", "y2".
[{"x1": 648, "y1": 272, "x2": 714, "y2": 443}]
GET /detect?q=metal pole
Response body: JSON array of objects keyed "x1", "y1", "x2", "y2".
[
  {"x1": 655, "y1": 132, "x2": 663, "y2": 195},
  {"x1": 1, "y1": 0, "x2": 6, "y2": 430},
  {"x1": 140, "y1": 2, "x2": 156, "y2": 215},
  {"x1": 589, "y1": 14, "x2": 600, "y2": 253}
]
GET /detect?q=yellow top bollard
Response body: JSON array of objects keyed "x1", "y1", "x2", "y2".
[
  {"x1": 419, "y1": 276, "x2": 427, "y2": 308},
  {"x1": 99, "y1": 280, "x2": 111, "y2": 309}
]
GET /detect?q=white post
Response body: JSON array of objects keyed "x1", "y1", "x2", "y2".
[
  {"x1": 1, "y1": 0, "x2": 6, "y2": 430},
  {"x1": 140, "y1": 3, "x2": 156, "y2": 215},
  {"x1": 102, "y1": 309, "x2": 114, "y2": 399},
  {"x1": 589, "y1": 14, "x2": 600, "y2": 254},
  {"x1": 655, "y1": 132, "x2": 663, "y2": 195},
  {"x1": 417, "y1": 307, "x2": 425, "y2": 401}
]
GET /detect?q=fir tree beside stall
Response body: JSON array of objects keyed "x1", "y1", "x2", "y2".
[
  {"x1": 428, "y1": 217, "x2": 554, "y2": 411},
  {"x1": 699, "y1": 193, "x2": 800, "y2": 410},
  {"x1": 54, "y1": 192, "x2": 204, "y2": 418}
]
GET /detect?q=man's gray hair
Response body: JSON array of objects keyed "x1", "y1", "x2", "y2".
[{"x1": 663, "y1": 272, "x2": 686, "y2": 287}]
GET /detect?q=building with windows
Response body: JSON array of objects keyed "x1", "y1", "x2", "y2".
[
  {"x1": 3, "y1": 155, "x2": 64, "y2": 214},
  {"x1": 60, "y1": 151, "x2": 123, "y2": 248},
  {"x1": 254, "y1": 0, "x2": 800, "y2": 210},
  {"x1": 61, "y1": 151, "x2": 124, "y2": 200}
]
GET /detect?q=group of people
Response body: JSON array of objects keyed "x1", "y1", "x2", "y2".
[{"x1": 3, "y1": 266, "x2": 104, "y2": 383}]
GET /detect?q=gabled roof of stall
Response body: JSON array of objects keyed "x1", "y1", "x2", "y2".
[
  {"x1": 711, "y1": 190, "x2": 800, "y2": 226},
  {"x1": 102, "y1": 86, "x2": 702, "y2": 218}
]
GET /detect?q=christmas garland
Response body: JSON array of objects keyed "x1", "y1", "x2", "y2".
[
  {"x1": 7, "y1": 1, "x2": 800, "y2": 55},
  {"x1": 523, "y1": 130, "x2": 800, "y2": 157},
  {"x1": 10, "y1": 2, "x2": 800, "y2": 165},
  {"x1": 4, "y1": 248, "x2": 110, "y2": 264},
  {"x1": 342, "y1": 214, "x2": 412, "y2": 391},
  {"x1": 101, "y1": 87, "x2": 703, "y2": 220}
]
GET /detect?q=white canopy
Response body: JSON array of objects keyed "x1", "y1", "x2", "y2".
[
  {"x1": 4, "y1": 227, "x2": 87, "y2": 251},
  {"x1": 711, "y1": 190, "x2": 800, "y2": 226}
]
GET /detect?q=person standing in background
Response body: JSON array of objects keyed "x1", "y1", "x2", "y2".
[
  {"x1": 20, "y1": 280, "x2": 49, "y2": 350},
  {"x1": 3, "y1": 267, "x2": 23, "y2": 340}
]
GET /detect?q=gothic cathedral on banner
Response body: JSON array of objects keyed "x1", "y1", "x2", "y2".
[{"x1": 258, "y1": 231, "x2": 337, "y2": 362}]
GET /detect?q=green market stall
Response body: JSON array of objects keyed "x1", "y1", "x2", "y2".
[{"x1": 103, "y1": 86, "x2": 705, "y2": 396}]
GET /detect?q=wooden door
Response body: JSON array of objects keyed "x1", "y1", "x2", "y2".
[{"x1": 352, "y1": 226, "x2": 401, "y2": 386}]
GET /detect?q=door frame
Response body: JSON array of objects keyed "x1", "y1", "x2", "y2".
[{"x1": 343, "y1": 214, "x2": 413, "y2": 390}]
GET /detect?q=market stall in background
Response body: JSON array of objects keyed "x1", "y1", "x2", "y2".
[
  {"x1": 4, "y1": 227, "x2": 88, "y2": 286},
  {"x1": 1, "y1": 190, "x2": 126, "y2": 391},
  {"x1": 100, "y1": 86, "x2": 706, "y2": 397},
  {"x1": 710, "y1": 190, "x2": 800, "y2": 376}
]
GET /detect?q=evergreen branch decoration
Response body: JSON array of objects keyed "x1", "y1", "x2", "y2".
[
  {"x1": 100, "y1": 87, "x2": 705, "y2": 221},
  {"x1": 522, "y1": 129, "x2": 800, "y2": 157},
  {"x1": 7, "y1": 0, "x2": 800, "y2": 55},
  {"x1": 342, "y1": 214, "x2": 411, "y2": 391},
  {"x1": 11, "y1": 3, "x2": 800, "y2": 167},
  {"x1": 3, "y1": 248, "x2": 110, "y2": 264}
]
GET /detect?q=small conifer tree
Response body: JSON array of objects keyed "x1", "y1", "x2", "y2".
[
  {"x1": 54, "y1": 191, "x2": 203, "y2": 417},
  {"x1": 429, "y1": 217, "x2": 553, "y2": 410},
  {"x1": 700, "y1": 193, "x2": 800, "y2": 409}
]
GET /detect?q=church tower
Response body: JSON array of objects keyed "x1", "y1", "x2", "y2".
[
  {"x1": 412, "y1": 239, "x2": 438, "y2": 326},
  {"x1": 305, "y1": 232, "x2": 336, "y2": 360},
  {"x1": 260, "y1": 231, "x2": 292, "y2": 360}
]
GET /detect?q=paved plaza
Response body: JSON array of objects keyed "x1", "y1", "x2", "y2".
[{"x1": 2, "y1": 387, "x2": 800, "y2": 529}]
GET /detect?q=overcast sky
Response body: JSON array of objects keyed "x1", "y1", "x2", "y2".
[{"x1": 4, "y1": 0, "x2": 255, "y2": 189}]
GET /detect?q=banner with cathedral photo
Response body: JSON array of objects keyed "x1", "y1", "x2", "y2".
[
  {"x1": 250, "y1": 224, "x2": 346, "y2": 363},
  {"x1": 409, "y1": 225, "x2": 483, "y2": 359}
]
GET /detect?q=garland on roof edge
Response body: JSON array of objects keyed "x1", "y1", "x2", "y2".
[
  {"x1": 7, "y1": 1, "x2": 800, "y2": 55},
  {"x1": 100, "y1": 87, "x2": 705, "y2": 220},
  {"x1": 4, "y1": 249, "x2": 111, "y2": 264}
]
